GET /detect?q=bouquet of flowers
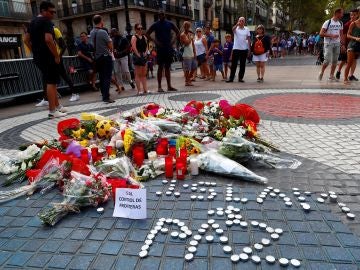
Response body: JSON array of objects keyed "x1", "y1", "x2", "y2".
[
  {"x1": 0, "y1": 158, "x2": 66, "y2": 203},
  {"x1": 176, "y1": 136, "x2": 202, "y2": 156},
  {"x1": 196, "y1": 150, "x2": 268, "y2": 184},
  {"x1": 38, "y1": 171, "x2": 111, "y2": 226},
  {"x1": 135, "y1": 157, "x2": 165, "y2": 181},
  {"x1": 145, "y1": 118, "x2": 183, "y2": 133}
]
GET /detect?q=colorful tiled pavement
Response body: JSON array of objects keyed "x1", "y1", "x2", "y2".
[{"x1": 0, "y1": 56, "x2": 360, "y2": 269}]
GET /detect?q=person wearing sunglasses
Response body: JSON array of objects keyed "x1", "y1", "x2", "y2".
[{"x1": 25, "y1": 1, "x2": 68, "y2": 118}]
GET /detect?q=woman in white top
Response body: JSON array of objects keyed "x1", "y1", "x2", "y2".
[
  {"x1": 194, "y1": 28, "x2": 210, "y2": 80},
  {"x1": 180, "y1": 21, "x2": 197, "y2": 86}
]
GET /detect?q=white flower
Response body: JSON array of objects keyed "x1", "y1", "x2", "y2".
[
  {"x1": 16, "y1": 144, "x2": 40, "y2": 161},
  {"x1": 204, "y1": 107, "x2": 210, "y2": 114},
  {"x1": 210, "y1": 107, "x2": 217, "y2": 113},
  {"x1": 156, "y1": 108, "x2": 165, "y2": 115},
  {"x1": 21, "y1": 161, "x2": 27, "y2": 171}
]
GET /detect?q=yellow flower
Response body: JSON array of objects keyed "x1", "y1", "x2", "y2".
[
  {"x1": 80, "y1": 128, "x2": 86, "y2": 135},
  {"x1": 79, "y1": 140, "x2": 89, "y2": 147},
  {"x1": 123, "y1": 128, "x2": 134, "y2": 154},
  {"x1": 88, "y1": 132, "x2": 94, "y2": 139}
]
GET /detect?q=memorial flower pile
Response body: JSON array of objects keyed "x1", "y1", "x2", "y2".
[{"x1": 0, "y1": 99, "x2": 301, "y2": 224}]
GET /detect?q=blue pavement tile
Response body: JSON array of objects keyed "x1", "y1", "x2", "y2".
[
  {"x1": 97, "y1": 219, "x2": 116, "y2": 230},
  {"x1": 185, "y1": 258, "x2": 208, "y2": 270},
  {"x1": 288, "y1": 221, "x2": 310, "y2": 232},
  {"x1": 165, "y1": 244, "x2": 185, "y2": 258},
  {"x1": 21, "y1": 207, "x2": 41, "y2": 217},
  {"x1": 2, "y1": 239, "x2": 26, "y2": 251},
  {"x1": 283, "y1": 210, "x2": 305, "y2": 221},
  {"x1": 40, "y1": 240, "x2": 62, "y2": 253},
  {"x1": 265, "y1": 210, "x2": 284, "y2": 220},
  {"x1": 263, "y1": 200, "x2": 281, "y2": 210},
  {"x1": 128, "y1": 229, "x2": 148, "y2": 242},
  {"x1": 161, "y1": 257, "x2": 184, "y2": 270},
  {"x1": 67, "y1": 255, "x2": 94, "y2": 270},
  {"x1": 15, "y1": 227, "x2": 37, "y2": 238},
  {"x1": 9, "y1": 216, "x2": 31, "y2": 227},
  {"x1": 26, "y1": 253, "x2": 52, "y2": 268},
  {"x1": 195, "y1": 244, "x2": 209, "y2": 257},
  {"x1": 173, "y1": 210, "x2": 191, "y2": 219},
  {"x1": 78, "y1": 218, "x2": 98, "y2": 229},
  {"x1": 114, "y1": 255, "x2": 138, "y2": 270},
  {"x1": 294, "y1": 232, "x2": 320, "y2": 246},
  {"x1": 88, "y1": 229, "x2": 109, "y2": 241},
  {"x1": 133, "y1": 219, "x2": 153, "y2": 230},
  {"x1": 79, "y1": 241, "x2": 102, "y2": 254},
  {"x1": 0, "y1": 227, "x2": 19, "y2": 238},
  {"x1": 211, "y1": 244, "x2": 228, "y2": 257},
  {"x1": 51, "y1": 227, "x2": 74, "y2": 239},
  {"x1": 108, "y1": 229, "x2": 127, "y2": 241},
  {"x1": 324, "y1": 246, "x2": 355, "y2": 263},
  {"x1": 161, "y1": 201, "x2": 175, "y2": 210},
  {"x1": 0, "y1": 251, "x2": 11, "y2": 266},
  {"x1": 20, "y1": 239, "x2": 44, "y2": 252},
  {"x1": 211, "y1": 257, "x2": 232, "y2": 270},
  {"x1": 244, "y1": 201, "x2": 261, "y2": 210},
  {"x1": 309, "y1": 221, "x2": 331, "y2": 233},
  {"x1": 191, "y1": 210, "x2": 209, "y2": 220},
  {"x1": 349, "y1": 248, "x2": 360, "y2": 262},
  {"x1": 47, "y1": 254, "x2": 73, "y2": 269},
  {"x1": 232, "y1": 231, "x2": 250, "y2": 244},
  {"x1": 70, "y1": 229, "x2": 91, "y2": 240},
  {"x1": 122, "y1": 242, "x2": 143, "y2": 256},
  {"x1": 26, "y1": 217, "x2": 43, "y2": 227},
  {"x1": 277, "y1": 232, "x2": 296, "y2": 245},
  {"x1": 0, "y1": 216, "x2": 14, "y2": 227},
  {"x1": 332, "y1": 263, "x2": 359, "y2": 270},
  {"x1": 278, "y1": 245, "x2": 303, "y2": 260},
  {"x1": 5, "y1": 207, "x2": 25, "y2": 217},
  {"x1": 317, "y1": 233, "x2": 341, "y2": 246},
  {"x1": 336, "y1": 233, "x2": 360, "y2": 248},
  {"x1": 59, "y1": 241, "x2": 82, "y2": 254},
  {"x1": 322, "y1": 212, "x2": 341, "y2": 222},
  {"x1": 114, "y1": 219, "x2": 133, "y2": 229},
  {"x1": 252, "y1": 231, "x2": 270, "y2": 243},
  {"x1": 304, "y1": 211, "x2": 324, "y2": 221},
  {"x1": 58, "y1": 217, "x2": 81, "y2": 228},
  {"x1": 5, "y1": 252, "x2": 32, "y2": 267},
  {"x1": 148, "y1": 243, "x2": 165, "y2": 257},
  {"x1": 0, "y1": 206, "x2": 9, "y2": 216},
  {"x1": 176, "y1": 201, "x2": 192, "y2": 209},
  {"x1": 329, "y1": 222, "x2": 353, "y2": 234},
  {"x1": 100, "y1": 241, "x2": 122, "y2": 255},
  {"x1": 138, "y1": 257, "x2": 161, "y2": 270},
  {"x1": 33, "y1": 227, "x2": 53, "y2": 239},
  {"x1": 193, "y1": 201, "x2": 210, "y2": 210},
  {"x1": 245, "y1": 210, "x2": 264, "y2": 220},
  {"x1": 301, "y1": 246, "x2": 327, "y2": 261},
  {"x1": 92, "y1": 255, "x2": 116, "y2": 270},
  {"x1": 309, "y1": 261, "x2": 335, "y2": 270}
]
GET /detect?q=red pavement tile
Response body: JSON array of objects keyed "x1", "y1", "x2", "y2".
[{"x1": 253, "y1": 94, "x2": 360, "y2": 119}]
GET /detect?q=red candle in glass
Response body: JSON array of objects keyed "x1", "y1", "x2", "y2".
[
  {"x1": 165, "y1": 156, "x2": 174, "y2": 178},
  {"x1": 179, "y1": 148, "x2": 187, "y2": 159},
  {"x1": 91, "y1": 147, "x2": 99, "y2": 162},
  {"x1": 106, "y1": 145, "x2": 113, "y2": 156},
  {"x1": 176, "y1": 157, "x2": 187, "y2": 180},
  {"x1": 132, "y1": 144, "x2": 145, "y2": 167},
  {"x1": 156, "y1": 138, "x2": 168, "y2": 155},
  {"x1": 168, "y1": 145, "x2": 176, "y2": 156},
  {"x1": 81, "y1": 152, "x2": 89, "y2": 164}
]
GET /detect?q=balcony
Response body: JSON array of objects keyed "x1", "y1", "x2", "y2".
[
  {"x1": 0, "y1": 1, "x2": 33, "y2": 22},
  {"x1": 57, "y1": 0, "x2": 193, "y2": 19}
]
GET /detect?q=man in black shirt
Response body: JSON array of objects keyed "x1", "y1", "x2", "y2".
[
  {"x1": 24, "y1": 1, "x2": 68, "y2": 118},
  {"x1": 146, "y1": 11, "x2": 180, "y2": 92}
]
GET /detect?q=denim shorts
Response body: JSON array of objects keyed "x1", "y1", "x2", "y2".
[
  {"x1": 183, "y1": 58, "x2": 197, "y2": 71},
  {"x1": 214, "y1": 64, "x2": 223, "y2": 71},
  {"x1": 323, "y1": 43, "x2": 340, "y2": 65}
]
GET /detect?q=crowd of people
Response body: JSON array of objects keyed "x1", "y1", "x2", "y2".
[{"x1": 25, "y1": 1, "x2": 359, "y2": 118}]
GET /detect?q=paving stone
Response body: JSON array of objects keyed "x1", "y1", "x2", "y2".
[
  {"x1": 332, "y1": 263, "x2": 359, "y2": 270},
  {"x1": 336, "y1": 233, "x2": 360, "y2": 248},
  {"x1": 128, "y1": 229, "x2": 148, "y2": 242},
  {"x1": 88, "y1": 230, "x2": 109, "y2": 241},
  {"x1": 2, "y1": 239, "x2": 26, "y2": 251},
  {"x1": 295, "y1": 232, "x2": 320, "y2": 246},
  {"x1": 317, "y1": 233, "x2": 341, "y2": 246},
  {"x1": 132, "y1": 219, "x2": 153, "y2": 230},
  {"x1": 67, "y1": 255, "x2": 94, "y2": 270},
  {"x1": 165, "y1": 244, "x2": 185, "y2": 258},
  {"x1": 278, "y1": 245, "x2": 303, "y2": 259},
  {"x1": 324, "y1": 246, "x2": 355, "y2": 263},
  {"x1": 20, "y1": 239, "x2": 44, "y2": 252},
  {"x1": 79, "y1": 241, "x2": 102, "y2": 254},
  {"x1": 78, "y1": 218, "x2": 98, "y2": 229},
  {"x1": 39, "y1": 240, "x2": 62, "y2": 253},
  {"x1": 0, "y1": 251, "x2": 11, "y2": 265},
  {"x1": 113, "y1": 255, "x2": 138, "y2": 270},
  {"x1": 92, "y1": 255, "x2": 116, "y2": 270},
  {"x1": 70, "y1": 229, "x2": 91, "y2": 240},
  {"x1": 161, "y1": 258, "x2": 184, "y2": 270},
  {"x1": 5, "y1": 252, "x2": 32, "y2": 267},
  {"x1": 100, "y1": 241, "x2": 122, "y2": 255},
  {"x1": 212, "y1": 257, "x2": 233, "y2": 270},
  {"x1": 138, "y1": 256, "x2": 161, "y2": 270},
  {"x1": 122, "y1": 242, "x2": 143, "y2": 256},
  {"x1": 301, "y1": 246, "x2": 327, "y2": 261},
  {"x1": 51, "y1": 227, "x2": 74, "y2": 239},
  {"x1": 232, "y1": 231, "x2": 251, "y2": 244},
  {"x1": 185, "y1": 258, "x2": 208, "y2": 270},
  {"x1": 114, "y1": 219, "x2": 133, "y2": 229},
  {"x1": 26, "y1": 253, "x2": 52, "y2": 268},
  {"x1": 96, "y1": 219, "x2": 116, "y2": 230},
  {"x1": 59, "y1": 241, "x2": 82, "y2": 254}
]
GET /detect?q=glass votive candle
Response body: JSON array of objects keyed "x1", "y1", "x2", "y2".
[
  {"x1": 179, "y1": 148, "x2": 187, "y2": 159},
  {"x1": 190, "y1": 158, "x2": 199, "y2": 176},
  {"x1": 165, "y1": 156, "x2": 174, "y2": 178},
  {"x1": 132, "y1": 144, "x2": 145, "y2": 167},
  {"x1": 176, "y1": 157, "x2": 187, "y2": 180},
  {"x1": 168, "y1": 145, "x2": 176, "y2": 156}
]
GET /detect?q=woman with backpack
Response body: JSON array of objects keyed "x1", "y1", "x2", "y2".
[{"x1": 251, "y1": 25, "x2": 271, "y2": 82}]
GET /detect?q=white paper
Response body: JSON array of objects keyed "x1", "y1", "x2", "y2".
[{"x1": 113, "y1": 188, "x2": 147, "y2": 219}]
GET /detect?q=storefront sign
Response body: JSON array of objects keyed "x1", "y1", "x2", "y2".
[
  {"x1": 113, "y1": 188, "x2": 147, "y2": 219},
  {"x1": 0, "y1": 34, "x2": 22, "y2": 47}
]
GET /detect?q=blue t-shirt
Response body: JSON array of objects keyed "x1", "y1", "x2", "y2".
[
  {"x1": 206, "y1": 33, "x2": 215, "y2": 49},
  {"x1": 210, "y1": 45, "x2": 223, "y2": 65},
  {"x1": 223, "y1": 41, "x2": 233, "y2": 62},
  {"x1": 148, "y1": 20, "x2": 175, "y2": 50}
]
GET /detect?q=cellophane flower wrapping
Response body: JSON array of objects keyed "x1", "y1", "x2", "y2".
[
  {"x1": 135, "y1": 157, "x2": 165, "y2": 181},
  {"x1": 38, "y1": 171, "x2": 111, "y2": 226},
  {"x1": 196, "y1": 150, "x2": 268, "y2": 184},
  {"x1": 0, "y1": 158, "x2": 65, "y2": 204},
  {"x1": 145, "y1": 118, "x2": 183, "y2": 133}
]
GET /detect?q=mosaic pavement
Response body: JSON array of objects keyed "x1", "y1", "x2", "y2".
[{"x1": 0, "y1": 88, "x2": 359, "y2": 269}]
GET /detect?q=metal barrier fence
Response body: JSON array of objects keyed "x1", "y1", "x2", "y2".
[{"x1": 0, "y1": 56, "x2": 89, "y2": 100}]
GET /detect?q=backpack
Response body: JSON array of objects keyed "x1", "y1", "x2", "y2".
[{"x1": 253, "y1": 37, "x2": 265, "y2": 55}]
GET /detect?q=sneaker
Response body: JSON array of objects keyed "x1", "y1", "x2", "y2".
[
  {"x1": 48, "y1": 111, "x2": 67, "y2": 118},
  {"x1": 349, "y1": 75, "x2": 359, "y2": 81},
  {"x1": 157, "y1": 88, "x2": 165, "y2": 93},
  {"x1": 57, "y1": 105, "x2": 68, "y2": 113},
  {"x1": 257, "y1": 78, "x2": 261, "y2": 82},
  {"x1": 69, "y1": 94, "x2": 78, "y2": 102},
  {"x1": 35, "y1": 99, "x2": 49, "y2": 107},
  {"x1": 328, "y1": 76, "x2": 336, "y2": 82},
  {"x1": 335, "y1": 71, "x2": 341, "y2": 80},
  {"x1": 238, "y1": 79, "x2": 245, "y2": 83},
  {"x1": 104, "y1": 99, "x2": 115, "y2": 103},
  {"x1": 130, "y1": 81, "x2": 136, "y2": 89},
  {"x1": 168, "y1": 87, "x2": 177, "y2": 91},
  {"x1": 318, "y1": 72, "x2": 323, "y2": 81}
]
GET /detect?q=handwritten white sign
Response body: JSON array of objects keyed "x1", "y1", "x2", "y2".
[{"x1": 113, "y1": 188, "x2": 147, "y2": 219}]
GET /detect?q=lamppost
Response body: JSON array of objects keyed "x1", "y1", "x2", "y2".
[
  {"x1": 124, "y1": 0, "x2": 132, "y2": 37},
  {"x1": 215, "y1": 0, "x2": 221, "y2": 41}
]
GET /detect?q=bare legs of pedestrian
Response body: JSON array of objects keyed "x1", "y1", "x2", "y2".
[
  {"x1": 344, "y1": 51, "x2": 357, "y2": 84},
  {"x1": 135, "y1": 65, "x2": 147, "y2": 94},
  {"x1": 256, "y1": 62, "x2": 265, "y2": 81}
]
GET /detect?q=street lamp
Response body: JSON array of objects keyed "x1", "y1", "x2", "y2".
[{"x1": 215, "y1": 0, "x2": 221, "y2": 41}]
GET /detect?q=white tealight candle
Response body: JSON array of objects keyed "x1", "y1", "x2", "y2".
[
  {"x1": 189, "y1": 158, "x2": 199, "y2": 176},
  {"x1": 147, "y1": 151, "x2": 157, "y2": 161}
]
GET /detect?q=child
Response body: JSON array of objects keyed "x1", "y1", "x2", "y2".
[
  {"x1": 209, "y1": 39, "x2": 225, "y2": 81},
  {"x1": 223, "y1": 34, "x2": 233, "y2": 80},
  {"x1": 147, "y1": 49, "x2": 155, "y2": 78}
]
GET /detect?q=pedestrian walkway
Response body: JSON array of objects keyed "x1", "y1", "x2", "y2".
[{"x1": 0, "y1": 55, "x2": 359, "y2": 269}]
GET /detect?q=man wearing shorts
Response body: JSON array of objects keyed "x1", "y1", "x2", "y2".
[
  {"x1": 25, "y1": 1, "x2": 67, "y2": 118},
  {"x1": 318, "y1": 8, "x2": 344, "y2": 81},
  {"x1": 146, "y1": 11, "x2": 180, "y2": 92}
]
